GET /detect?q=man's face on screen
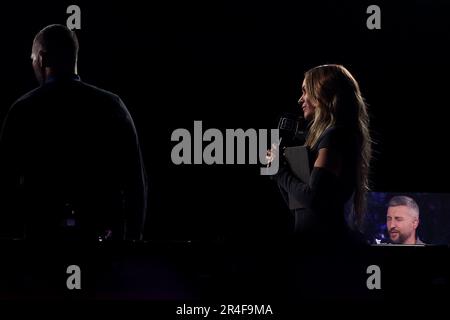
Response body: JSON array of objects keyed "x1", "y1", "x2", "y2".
[{"x1": 386, "y1": 205, "x2": 418, "y2": 244}]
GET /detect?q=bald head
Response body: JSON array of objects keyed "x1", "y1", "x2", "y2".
[{"x1": 31, "y1": 24, "x2": 79, "y2": 84}]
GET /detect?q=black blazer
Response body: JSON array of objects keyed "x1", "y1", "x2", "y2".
[{"x1": 0, "y1": 76, "x2": 147, "y2": 241}]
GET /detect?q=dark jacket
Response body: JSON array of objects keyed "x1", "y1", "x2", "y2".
[{"x1": 0, "y1": 76, "x2": 147, "y2": 241}]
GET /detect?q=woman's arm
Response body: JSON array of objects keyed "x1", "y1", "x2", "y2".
[
  {"x1": 276, "y1": 147, "x2": 342, "y2": 210},
  {"x1": 314, "y1": 148, "x2": 342, "y2": 177}
]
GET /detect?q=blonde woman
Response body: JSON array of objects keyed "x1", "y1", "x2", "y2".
[{"x1": 272, "y1": 64, "x2": 371, "y2": 244}]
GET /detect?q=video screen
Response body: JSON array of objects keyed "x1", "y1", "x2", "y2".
[{"x1": 361, "y1": 193, "x2": 450, "y2": 245}]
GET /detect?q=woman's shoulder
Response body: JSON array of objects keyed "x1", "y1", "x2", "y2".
[
  {"x1": 317, "y1": 125, "x2": 356, "y2": 150},
  {"x1": 322, "y1": 125, "x2": 353, "y2": 136}
]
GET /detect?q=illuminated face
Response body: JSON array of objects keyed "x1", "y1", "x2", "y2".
[
  {"x1": 386, "y1": 205, "x2": 419, "y2": 244},
  {"x1": 298, "y1": 80, "x2": 316, "y2": 122}
]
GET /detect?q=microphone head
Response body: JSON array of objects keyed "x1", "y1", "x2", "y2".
[
  {"x1": 278, "y1": 116, "x2": 299, "y2": 133},
  {"x1": 277, "y1": 112, "x2": 306, "y2": 147}
]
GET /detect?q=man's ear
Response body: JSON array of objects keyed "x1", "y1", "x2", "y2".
[
  {"x1": 413, "y1": 218, "x2": 419, "y2": 230},
  {"x1": 38, "y1": 50, "x2": 49, "y2": 68}
]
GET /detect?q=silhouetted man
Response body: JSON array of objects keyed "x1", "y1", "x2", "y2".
[
  {"x1": 386, "y1": 196, "x2": 424, "y2": 245},
  {"x1": 0, "y1": 24, "x2": 147, "y2": 241}
]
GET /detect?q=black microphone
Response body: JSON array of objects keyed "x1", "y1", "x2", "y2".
[{"x1": 277, "y1": 113, "x2": 306, "y2": 148}]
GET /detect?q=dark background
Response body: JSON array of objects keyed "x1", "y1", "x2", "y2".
[{"x1": 1, "y1": 0, "x2": 449, "y2": 242}]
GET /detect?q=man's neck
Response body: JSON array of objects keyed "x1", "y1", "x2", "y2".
[
  {"x1": 43, "y1": 70, "x2": 79, "y2": 85},
  {"x1": 403, "y1": 235, "x2": 417, "y2": 245},
  {"x1": 45, "y1": 67, "x2": 77, "y2": 80}
]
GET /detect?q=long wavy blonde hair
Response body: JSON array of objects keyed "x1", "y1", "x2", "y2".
[{"x1": 304, "y1": 64, "x2": 371, "y2": 229}]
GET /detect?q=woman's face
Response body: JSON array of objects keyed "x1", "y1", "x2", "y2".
[{"x1": 299, "y1": 79, "x2": 316, "y2": 122}]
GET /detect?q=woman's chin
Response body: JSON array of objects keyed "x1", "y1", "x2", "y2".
[{"x1": 303, "y1": 112, "x2": 313, "y2": 122}]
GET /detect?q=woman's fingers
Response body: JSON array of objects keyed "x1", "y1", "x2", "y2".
[{"x1": 266, "y1": 146, "x2": 278, "y2": 164}]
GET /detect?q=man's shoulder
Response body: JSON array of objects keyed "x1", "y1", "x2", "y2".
[
  {"x1": 78, "y1": 81, "x2": 123, "y2": 104},
  {"x1": 80, "y1": 82, "x2": 133, "y2": 121},
  {"x1": 6, "y1": 80, "x2": 131, "y2": 128},
  {"x1": 6, "y1": 86, "x2": 47, "y2": 119},
  {"x1": 13, "y1": 80, "x2": 125, "y2": 109},
  {"x1": 12, "y1": 86, "x2": 46, "y2": 106}
]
